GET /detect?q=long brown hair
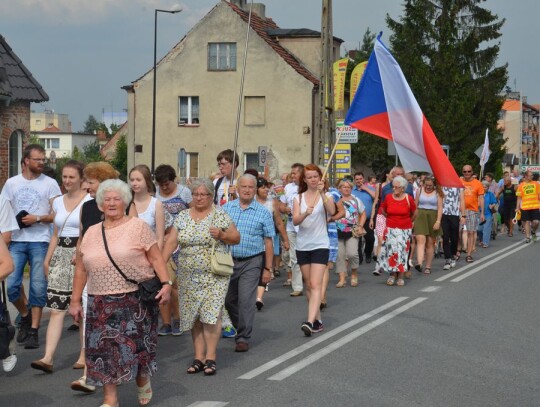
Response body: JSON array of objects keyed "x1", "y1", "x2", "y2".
[
  {"x1": 298, "y1": 163, "x2": 323, "y2": 194},
  {"x1": 129, "y1": 164, "x2": 156, "y2": 194},
  {"x1": 423, "y1": 174, "x2": 444, "y2": 198}
]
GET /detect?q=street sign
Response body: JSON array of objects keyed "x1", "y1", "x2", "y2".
[
  {"x1": 324, "y1": 143, "x2": 351, "y2": 176},
  {"x1": 258, "y1": 146, "x2": 268, "y2": 167},
  {"x1": 336, "y1": 121, "x2": 358, "y2": 143},
  {"x1": 521, "y1": 165, "x2": 540, "y2": 173}
]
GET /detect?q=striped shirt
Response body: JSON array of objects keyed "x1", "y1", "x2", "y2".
[{"x1": 223, "y1": 199, "x2": 275, "y2": 258}]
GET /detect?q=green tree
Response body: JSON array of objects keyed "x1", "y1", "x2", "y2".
[
  {"x1": 83, "y1": 115, "x2": 100, "y2": 133},
  {"x1": 110, "y1": 135, "x2": 128, "y2": 181},
  {"x1": 386, "y1": 0, "x2": 508, "y2": 174},
  {"x1": 110, "y1": 123, "x2": 121, "y2": 135},
  {"x1": 82, "y1": 140, "x2": 103, "y2": 163}
]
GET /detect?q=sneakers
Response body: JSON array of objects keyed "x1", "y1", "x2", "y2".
[
  {"x1": 24, "y1": 328, "x2": 39, "y2": 349},
  {"x1": 16, "y1": 314, "x2": 31, "y2": 343},
  {"x1": 172, "y1": 319, "x2": 183, "y2": 336},
  {"x1": 532, "y1": 234, "x2": 538, "y2": 242},
  {"x1": 2, "y1": 354, "x2": 17, "y2": 372},
  {"x1": 301, "y1": 321, "x2": 313, "y2": 337},
  {"x1": 71, "y1": 376, "x2": 96, "y2": 393},
  {"x1": 290, "y1": 291, "x2": 303, "y2": 297},
  {"x1": 255, "y1": 298, "x2": 264, "y2": 311},
  {"x1": 443, "y1": 260, "x2": 451, "y2": 270},
  {"x1": 372, "y1": 268, "x2": 381, "y2": 276},
  {"x1": 222, "y1": 326, "x2": 237, "y2": 338},
  {"x1": 312, "y1": 320, "x2": 324, "y2": 333},
  {"x1": 450, "y1": 258, "x2": 457, "y2": 268},
  {"x1": 158, "y1": 324, "x2": 172, "y2": 336}
]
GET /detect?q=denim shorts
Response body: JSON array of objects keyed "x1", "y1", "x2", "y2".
[{"x1": 7, "y1": 241, "x2": 49, "y2": 307}]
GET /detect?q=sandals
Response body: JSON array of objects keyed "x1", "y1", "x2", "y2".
[
  {"x1": 282, "y1": 279, "x2": 292, "y2": 287},
  {"x1": 396, "y1": 278, "x2": 405, "y2": 287},
  {"x1": 204, "y1": 359, "x2": 217, "y2": 376},
  {"x1": 335, "y1": 281, "x2": 347, "y2": 288},
  {"x1": 350, "y1": 277, "x2": 358, "y2": 287},
  {"x1": 386, "y1": 276, "x2": 396, "y2": 286},
  {"x1": 187, "y1": 359, "x2": 204, "y2": 374},
  {"x1": 466, "y1": 256, "x2": 474, "y2": 263},
  {"x1": 137, "y1": 379, "x2": 152, "y2": 406},
  {"x1": 423, "y1": 268, "x2": 431, "y2": 275},
  {"x1": 414, "y1": 264, "x2": 423, "y2": 273}
]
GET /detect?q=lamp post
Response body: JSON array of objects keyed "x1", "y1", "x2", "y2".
[{"x1": 151, "y1": 6, "x2": 182, "y2": 177}]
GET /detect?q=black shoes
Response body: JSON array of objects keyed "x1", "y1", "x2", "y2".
[
  {"x1": 16, "y1": 314, "x2": 31, "y2": 343},
  {"x1": 24, "y1": 328, "x2": 39, "y2": 349}
]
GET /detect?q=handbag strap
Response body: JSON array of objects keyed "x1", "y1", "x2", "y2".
[
  {"x1": 101, "y1": 222, "x2": 138, "y2": 285},
  {"x1": 1, "y1": 280, "x2": 6, "y2": 306},
  {"x1": 210, "y1": 207, "x2": 230, "y2": 254},
  {"x1": 57, "y1": 194, "x2": 87, "y2": 239}
]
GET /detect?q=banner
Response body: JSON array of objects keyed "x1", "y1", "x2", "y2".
[
  {"x1": 349, "y1": 61, "x2": 367, "y2": 105},
  {"x1": 333, "y1": 58, "x2": 348, "y2": 111}
]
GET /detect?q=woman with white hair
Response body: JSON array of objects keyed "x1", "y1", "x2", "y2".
[
  {"x1": 70, "y1": 179, "x2": 171, "y2": 407},
  {"x1": 379, "y1": 176, "x2": 417, "y2": 287}
]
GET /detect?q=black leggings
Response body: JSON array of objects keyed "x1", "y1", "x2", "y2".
[{"x1": 441, "y1": 214, "x2": 460, "y2": 260}]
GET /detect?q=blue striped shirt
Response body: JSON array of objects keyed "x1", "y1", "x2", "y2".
[{"x1": 223, "y1": 199, "x2": 275, "y2": 258}]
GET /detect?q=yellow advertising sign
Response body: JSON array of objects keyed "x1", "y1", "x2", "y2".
[
  {"x1": 350, "y1": 61, "x2": 367, "y2": 104},
  {"x1": 324, "y1": 143, "x2": 351, "y2": 176},
  {"x1": 333, "y1": 58, "x2": 348, "y2": 111}
]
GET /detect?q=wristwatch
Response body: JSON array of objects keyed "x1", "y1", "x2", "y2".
[
  {"x1": 161, "y1": 280, "x2": 173, "y2": 286},
  {"x1": 36, "y1": 216, "x2": 41, "y2": 223}
]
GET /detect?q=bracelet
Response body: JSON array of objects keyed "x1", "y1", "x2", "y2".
[{"x1": 264, "y1": 267, "x2": 272, "y2": 271}]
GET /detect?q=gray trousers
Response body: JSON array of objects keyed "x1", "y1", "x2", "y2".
[{"x1": 225, "y1": 254, "x2": 263, "y2": 344}]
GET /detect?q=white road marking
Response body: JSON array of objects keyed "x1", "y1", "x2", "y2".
[
  {"x1": 185, "y1": 402, "x2": 229, "y2": 407},
  {"x1": 451, "y1": 243, "x2": 529, "y2": 282},
  {"x1": 420, "y1": 286, "x2": 442, "y2": 292},
  {"x1": 237, "y1": 296, "x2": 409, "y2": 380},
  {"x1": 434, "y1": 239, "x2": 525, "y2": 282},
  {"x1": 267, "y1": 297, "x2": 428, "y2": 381}
]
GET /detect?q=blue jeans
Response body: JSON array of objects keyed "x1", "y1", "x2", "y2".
[
  {"x1": 7, "y1": 241, "x2": 49, "y2": 307},
  {"x1": 478, "y1": 216, "x2": 492, "y2": 246}
]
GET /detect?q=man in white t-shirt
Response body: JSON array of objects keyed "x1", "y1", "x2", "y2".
[
  {"x1": 279, "y1": 163, "x2": 304, "y2": 296},
  {"x1": 1, "y1": 144, "x2": 61, "y2": 349},
  {"x1": 0, "y1": 194, "x2": 19, "y2": 244}
]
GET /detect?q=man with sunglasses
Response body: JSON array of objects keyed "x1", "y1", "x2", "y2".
[
  {"x1": 1, "y1": 144, "x2": 61, "y2": 349},
  {"x1": 461, "y1": 165, "x2": 484, "y2": 262},
  {"x1": 516, "y1": 170, "x2": 540, "y2": 243}
]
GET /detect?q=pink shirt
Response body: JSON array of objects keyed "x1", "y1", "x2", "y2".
[{"x1": 81, "y1": 217, "x2": 157, "y2": 295}]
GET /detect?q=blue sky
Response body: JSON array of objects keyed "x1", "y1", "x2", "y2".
[{"x1": 1, "y1": 0, "x2": 537, "y2": 131}]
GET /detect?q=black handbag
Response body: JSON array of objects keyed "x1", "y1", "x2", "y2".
[
  {"x1": 0, "y1": 281, "x2": 15, "y2": 360},
  {"x1": 101, "y1": 223, "x2": 161, "y2": 306}
]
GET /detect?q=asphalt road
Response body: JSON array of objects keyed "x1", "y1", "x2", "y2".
[{"x1": 1, "y1": 233, "x2": 539, "y2": 407}]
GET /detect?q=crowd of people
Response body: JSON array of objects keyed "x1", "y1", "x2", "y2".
[{"x1": 0, "y1": 143, "x2": 539, "y2": 406}]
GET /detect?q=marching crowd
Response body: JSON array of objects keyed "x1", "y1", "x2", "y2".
[{"x1": 1, "y1": 143, "x2": 539, "y2": 407}]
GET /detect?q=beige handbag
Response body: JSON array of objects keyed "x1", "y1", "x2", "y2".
[{"x1": 210, "y1": 240, "x2": 234, "y2": 277}]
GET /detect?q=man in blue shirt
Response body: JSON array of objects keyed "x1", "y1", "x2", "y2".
[
  {"x1": 352, "y1": 172, "x2": 375, "y2": 263},
  {"x1": 223, "y1": 174, "x2": 275, "y2": 352}
]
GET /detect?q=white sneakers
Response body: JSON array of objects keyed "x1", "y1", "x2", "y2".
[{"x1": 2, "y1": 353, "x2": 17, "y2": 372}]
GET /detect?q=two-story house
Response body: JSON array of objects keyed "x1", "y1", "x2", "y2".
[{"x1": 124, "y1": 0, "x2": 342, "y2": 180}]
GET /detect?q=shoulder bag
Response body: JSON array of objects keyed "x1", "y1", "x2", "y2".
[
  {"x1": 0, "y1": 281, "x2": 15, "y2": 360},
  {"x1": 209, "y1": 208, "x2": 234, "y2": 277},
  {"x1": 101, "y1": 223, "x2": 162, "y2": 305}
]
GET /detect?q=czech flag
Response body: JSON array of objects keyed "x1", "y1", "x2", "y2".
[{"x1": 345, "y1": 33, "x2": 462, "y2": 188}]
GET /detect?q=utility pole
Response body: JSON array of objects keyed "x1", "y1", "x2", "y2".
[{"x1": 318, "y1": 0, "x2": 335, "y2": 183}]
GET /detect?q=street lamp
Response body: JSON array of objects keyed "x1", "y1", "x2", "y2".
[{"x1": 151, "y1": 5, "x2": 182, "y2": 177}]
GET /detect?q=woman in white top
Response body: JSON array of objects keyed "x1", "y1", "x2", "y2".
[
  {"x1": 293, "y1": 164, "x2": 336, "y2": 337},
  {"x1": 129, "y1": 165, "x2": 165, "y2": 250},
  {"x1": 31, "y1": 160, "x2": 91, "y2": 374}
]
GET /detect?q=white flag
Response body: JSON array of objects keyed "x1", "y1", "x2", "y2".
[{"x1": 480, "y1": 129, "x2": 490, "y2": 167}]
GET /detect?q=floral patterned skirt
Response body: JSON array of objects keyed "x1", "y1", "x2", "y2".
[
  {"x1": 45, "y1": 246, "x2": 75, "y2": 311},
  {"x1": 85, "y1": 291, "x2": 158, "y2": 386},
  {"x1": 379, "y1": 227, "x2": 412, "y2": 274}
]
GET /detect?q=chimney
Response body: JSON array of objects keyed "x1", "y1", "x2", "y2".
[
  {"x1": 230, "y1": 0, "x2": 247, "y2": 10},
  {"x1": 252, "y1": 3, "x2": 265, "y2": 19}
]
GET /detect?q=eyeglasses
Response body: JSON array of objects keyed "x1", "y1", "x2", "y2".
[
  {"x1": 192, "y1": 193, "x2": 211, "y2": 198},
  {"x1": 217, "y1": 161, "x2": 231, "y2": 167},
  {"x1": 29, "y1": 158, "x2": 46, "y2": 162}
]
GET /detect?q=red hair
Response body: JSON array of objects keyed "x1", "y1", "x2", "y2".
[{"x1": 298, "y1": 163, "x2": 323, "y2": 194}]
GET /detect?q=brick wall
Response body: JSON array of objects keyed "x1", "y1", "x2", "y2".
[{"x1": 0, "y1": 101, "x2": 31, "y2": 188}]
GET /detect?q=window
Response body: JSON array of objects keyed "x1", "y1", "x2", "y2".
[
  {"x1": 178, "y1": 96, "x2": 200, "y2": 125},
  {"x1": 208, "y1": 43, "x2": 237, "y2": 71},
  {"x1": 244, "y1": 96, "x2": 266, "y2": 126},
  {"x1": 35, "y1": 119, "x2": 41, "y2": 125},
  {"x1": 40, "y1": 138, "x2": 60, "y2": 149},
  {"x1": 8, "y1": 131, "x2": 22, "y2": 178},
  {"x1": 244, "y1": 153, "x2": 263, "y2": 173},
  {"x1": 187, "y1": 152, "x2": 199, "y2": 178}
]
